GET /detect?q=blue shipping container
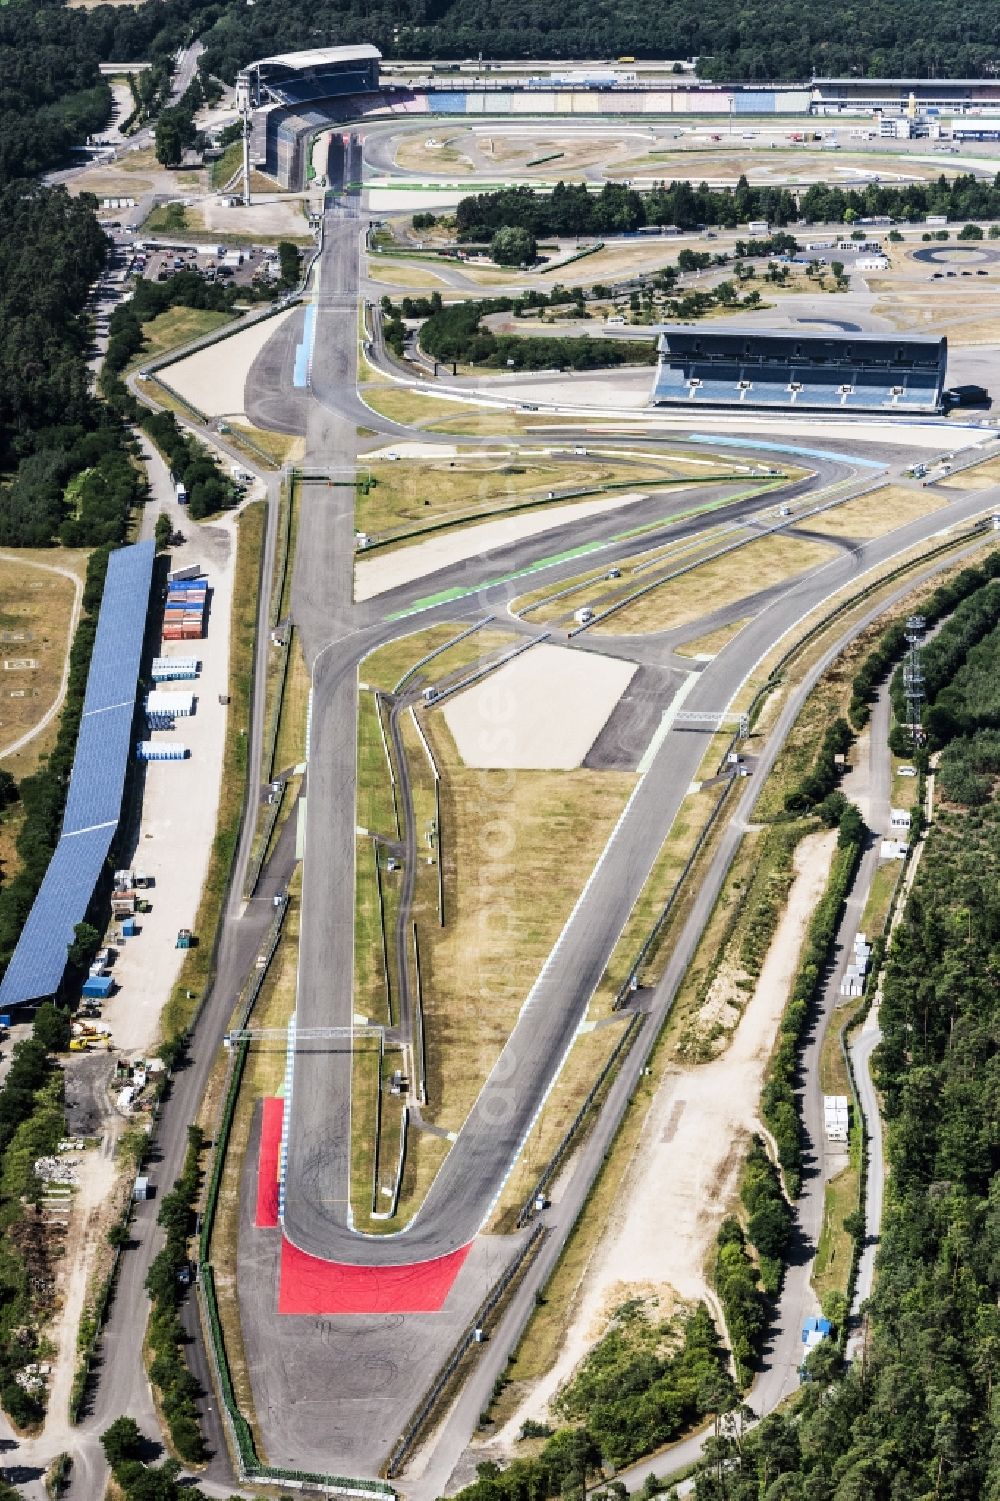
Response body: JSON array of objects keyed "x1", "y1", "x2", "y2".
[{"x1": 82, "y1": 973, "x2": 114, "y2": 998}]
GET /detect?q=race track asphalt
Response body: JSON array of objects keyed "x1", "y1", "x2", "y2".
[{"x1": 279, "y1": 212, "x2": 1000, "y2": 1265}]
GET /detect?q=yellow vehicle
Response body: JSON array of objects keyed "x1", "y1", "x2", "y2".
[
  {"x1": 618, "y1": 55, "x2": 635, "y2": 62},
  {"x1": 69, "y1": 1038, "x2": 93, "y2": 1051}
]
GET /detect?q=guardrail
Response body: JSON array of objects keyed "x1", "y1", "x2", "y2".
[
  {"x1": 195, "y1": 892, "x2": 396, "y2": 1496},
  {"x1": 384, "y1": 1223, "x2": 546, "y2": 1479},
  {"x1": 517, "y1": 1011, "x2": 647, "y2": 1226}
]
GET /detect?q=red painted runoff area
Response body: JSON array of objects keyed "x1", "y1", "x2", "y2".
[
  {"x1": 278, "y1": 1235, "x2": 473, "y2": 1315},
  {"x1": 255, "y1": 1097, "x2": 283, "y2": 1228}
]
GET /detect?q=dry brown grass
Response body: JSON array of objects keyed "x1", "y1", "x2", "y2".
[
  {"x1": 940, "y1": 456, "x2": 1000, "y2": 490},
  {"x1": 395, "y1": 135, "x2": 476, "y2": 172},
  {"x1": 360, "y1": 383, "x2": 524, "y2": 434},
  {"x1": 356, "y1": 450, "x2": 700, "y2": 541},
  {"x1": 362, "y1": 623, "x2": 522, "y2": 693},
  {"x1": 366, "y1": 260, "x2": 456, "y2": 289},
  {"x1": 418, "y1": 710, "x2": 635, "y2": 1134},
  {"x1": 596, "y1": 533, "x2": 835, "y2": 637},
  {"x1": 806, "y1": 484, "x2": 946, "y2": 540},
  {"x1": 228, "y1": 422, "x2": 304, "y2": 468},
  {"x1": 0, "y1": 549, "x2": 87, "y2": 776},
  {"x1": 511, "y1": 521, "x2": 753, "y2": 625},
  {"x1": 489, "y1": 1019, "x2": 633, "y2": 1229},
  {"x1": 273, "y1": 634, "x2": 310, "y2": 774},
  {"x1": 675, "y1": 616, "x2": 752, "y2": 657}
]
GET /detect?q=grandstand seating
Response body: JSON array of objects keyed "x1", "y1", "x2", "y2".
[
  {"x1": 264, "y1": 69, "x2": 376, "y2": 107},
  {"x1": 652, "y1": 326, "x2": 946, "y2": 414}
]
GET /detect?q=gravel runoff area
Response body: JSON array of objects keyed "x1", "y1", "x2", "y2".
[
  {"x1": 159, "y1": 307, "x2": 297, "y2": 419},
  {"x1": 352, "y1": 491, "x2": 652, "y2": 601},
  {"x1": 494, "y1": 828, "x2": 837, "y2": 1444},
  {"x1": 442, "y1": 643, "x2": 636, "y2": 770}
]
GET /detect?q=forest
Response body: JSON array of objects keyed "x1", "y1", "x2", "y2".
[
  {"x1": 101, "y1": 0, "x2": 1000, "y2": 85},
  {"x1": 685, "y1": 575, "x2": 1000, "y2": 1498},
  {"x1": 0, "y1": 185, "x2": 147, "y2": 546},
  {"x1": 455, "y1": 173, "x2": 1000, "y2": 241},
  {"x1": 9, "y1": 0, "x2": 1000, "y2": 185}
]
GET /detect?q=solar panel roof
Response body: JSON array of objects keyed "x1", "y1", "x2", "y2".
[
  {"x1": 0, "y1": 541, "x2": 155, "y2": 1009},
  {"x1": 82, "y1": 542, "x2": 156, "y2": 714},
  {"x1": 0, "y1": 826, "x2": 115, "y2": 1008},
  {"x1": 62, "y1": 702, "x2": 136, "y2": 835}
]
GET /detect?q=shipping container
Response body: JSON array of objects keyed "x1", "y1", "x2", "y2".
[
  {"x1": 151, "y1": 658, "x2": 199, "y2": 680},
  {"x1": 136, "y1": 740, "x2": 188, "y2": 761},
  {"x1": 168, "y1": 563, "x2": 202, "y2": 583},
  {"x1": 122, "y1": 917, "x2": 138, "y2": 938},
  {"x1": 146, "y1": 690, "x2": 194, "y2": 717},
  {"x1": 82, "y1": 973, "x2": 114, "y2": 999}
]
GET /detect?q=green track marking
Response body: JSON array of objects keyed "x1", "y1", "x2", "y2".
[
  {"x1": 383, "y1": 480, "x2": 800, "y2": 622},
  {"x1": 385, "y1": 540, "x2": 605, "y2": 620}
]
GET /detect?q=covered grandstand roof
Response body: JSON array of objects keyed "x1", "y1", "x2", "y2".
[
  {"x1": 656, "y1": 324, "x2": 944, "y2": 355},
  {"x1": 0, "y1": 541, "x2": 155, "y2": 1010},
  {"x1": 652, "y1": 325, "x2": 946, "y2": 414},
  {"x1": 254, "y1": 44, "x2": 381, "y2": 71}
]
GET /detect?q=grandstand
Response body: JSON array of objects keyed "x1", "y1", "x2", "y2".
[
  {"x1": 241, "y1": 45, "x2": 381, "y2": 188},
  {"x1": 0, "y1": 541, "x2": 155, "y2": 1011},
  {"x1": 250, "y1": 45, "x2": 381, "y2": 107},
  {"x1": 651, "y1": 327, "x2": 947, "y2": 414}
]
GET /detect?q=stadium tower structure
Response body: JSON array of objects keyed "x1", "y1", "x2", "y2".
[{"x1": 238, "y1": 45, "x2": 382, "y2": 191}]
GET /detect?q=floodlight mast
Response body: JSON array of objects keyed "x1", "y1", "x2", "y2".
[
  {"x1": 903, "y1": 614, "x2": 926, "y2": 741},
  {"x1": 235, "y1": 68, "x2": 254, "y2": 207}
]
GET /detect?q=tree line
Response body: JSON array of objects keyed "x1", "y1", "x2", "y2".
[
  {"x1": 0, "y1": 185, "x2": 149, "y2": 547},
  {"x1": 690, "y1": 597, "x2": 1000, "y2": 1496},
  {"x1": 455, "y1": 173, "x2": 1000, "y2": 241},
  {"x1": 0, "y1": 1002, "x2": 73, "y2": 1425},
  {"x1": 383, "y1": 293, "x2": 655, "y2": 371}
]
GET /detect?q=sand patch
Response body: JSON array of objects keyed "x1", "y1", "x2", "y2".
[
  {"x1": 498, "y1": 828, "x2": 837, "y2": 1436},
  {"x1": 158, "y1": 308, "x2": 296, "y2": 418},
  {"x1": 353, "y1": 490, "x2": 651, "y2": 601},
  {"x1": 442, "y1": 643, "x2": 635, "y2": 770}
]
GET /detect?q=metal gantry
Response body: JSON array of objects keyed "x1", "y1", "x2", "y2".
[
  {"x1": 674, "y1": 710, "x2": 752, "y2": 740},
  {"x1": 223, "y1": 1024, "x2": 383, "y2": 1046}
]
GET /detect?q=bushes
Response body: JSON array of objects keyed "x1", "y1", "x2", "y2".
[
  {"x1": 849, "y1": 555, "x2": 1000, "y2": 729},
  {"x1": 416, "y1": 296, "x2": 655, "y2": 371},
  {"x1": 740, "y1": 1135, "x2": 792, "y2": 1294},
  {"x1": 714, "y1": 1220, "x2": 766, "y2": 1385},
  {"x1": 711, "y1": 1140, "x2": 792, "y2": 1385},
  {"x1": 762, "y1": 807, "x2": 864, "y2": 1196},
  {"x1": 552, "y1": 1302, "x2": 731, "y2": 1469},
  {"x1": 938, "y1": 729, "x2": 1000, "y2": 803},
  {"x1": 783, "y1": 716, "x2": 853, "y2": 814},
  {"x1": 0, "y1": 1008, "x2": 75, "y2": 1420},
  {"x1": 448, "y1": 1304, "x2": 730, "y2": 1501},
  {"x1": 144, "y1": 1125, "x2": 206, "y2": 1464}
]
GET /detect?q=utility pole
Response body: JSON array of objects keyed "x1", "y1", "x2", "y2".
[{"x1": 236, "y1": 68, "x2": 253, "y2": 207}]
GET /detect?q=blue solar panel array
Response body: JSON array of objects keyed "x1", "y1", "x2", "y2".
[
  {"x1": 62, "y1": 702, "x2": 137, "y2": 835},
  {"x1": 0, "y1": 827, "x2": 117, "y2": 1011},
  {"x1": 0, "y1": 541, "x2": 155, "y2": 1009},
  {"x1": 81, "y1": 543, "x2": 157, "y2": 718}
]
